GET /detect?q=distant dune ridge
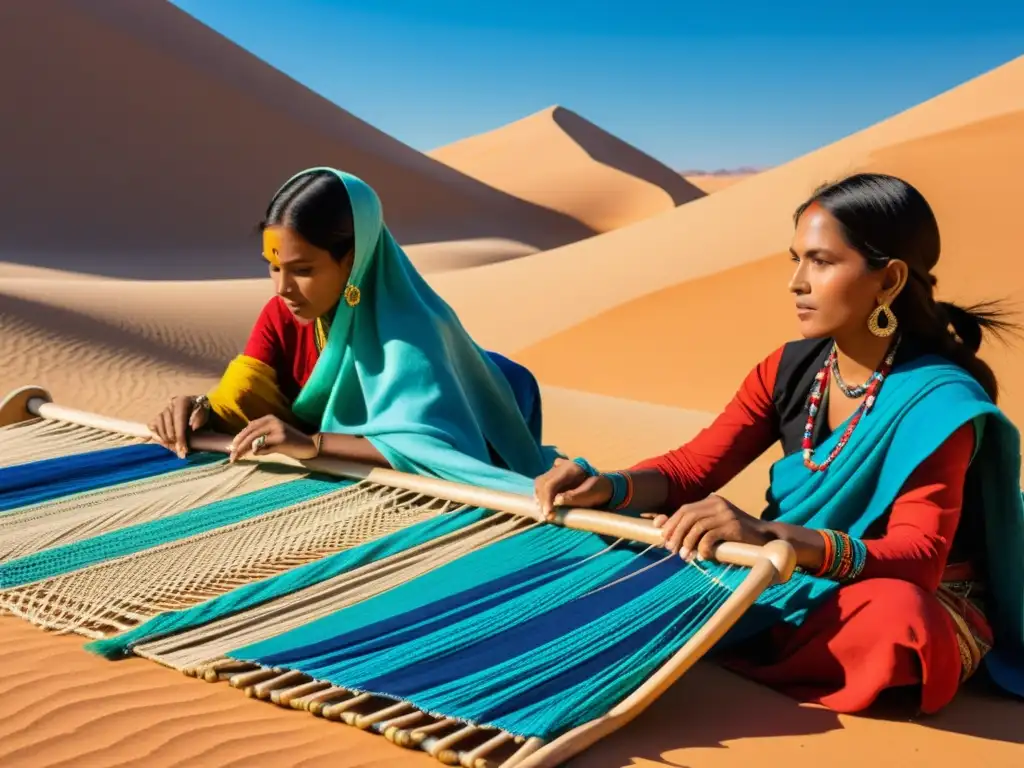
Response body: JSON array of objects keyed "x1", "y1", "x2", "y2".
[
  {"x1": 1, "y1": 0, "x2": 1022, "y2": 764},
  {"x1": 683, "y1": 173, "x2": 758, "y2": 193},
  {"x1": 0, "y1": 0, "x2": 593, "y2": 279},
  {"x1": 431, "y1": 105, "x2": 706, "y2": 231}
]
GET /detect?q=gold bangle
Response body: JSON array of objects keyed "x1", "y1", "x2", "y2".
[{"x1": 313, "y1": 432, "x2": 323, "y2": 457}]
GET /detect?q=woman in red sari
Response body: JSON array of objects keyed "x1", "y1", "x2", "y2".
[{"x1": 534, "y1": 173, "x2": 1021, "y2": 714}]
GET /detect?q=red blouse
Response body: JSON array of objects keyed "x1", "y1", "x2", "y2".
[
  {"x1": 242, "y1": 297, "x2": 321, "y2": 404},
  {"x1": 630, "y1": 346, "x2": 975, "y2": 592}
]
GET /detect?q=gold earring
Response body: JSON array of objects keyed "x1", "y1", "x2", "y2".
[
  {"x1": 867, "y1": 303, "x2": 897, "y2": 337},
  {"x1": 344, "y1": 284, "x2": 361, "y2": 307}
]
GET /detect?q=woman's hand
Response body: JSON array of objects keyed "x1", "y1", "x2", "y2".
[
  {"x1": 533, "y1": 457, "x2": 613, "y2": 520},
  {"x1": 229, "y1": 415, "x2": 318, "y2": 463},
  {"x1": 149, "y1": 395, "x2": 209, "y2": 458},
  {"x1": 655, "y1": 495, "x2": 772, "y2": 561}
]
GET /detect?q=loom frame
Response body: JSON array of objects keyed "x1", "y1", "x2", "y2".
[{"x1": 2, "y1": 385, "x2": 798, "y2": 768}]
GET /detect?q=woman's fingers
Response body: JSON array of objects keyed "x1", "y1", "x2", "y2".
[
  {"x1": 159, "y1": 408, "x2": 176, "y2": 450},
  {"x1": 696, "y1": 526, "x2": 727, "y2": 561},
  {"x1": 555, "y1": 475, "x2": 611, "y2": 509},
  {"x1": 666, "y1": 512, "x2": 696, "y2": 557},
  {"x1": 149, "y1": 409, "x2": 171, "y2": 447},
  {"x1": 188, "y1": 402, "x2": 209, "y2": 432},
  {"x1": 229, "y1": 417, "x2": 274, "y2": 462},
  {"x1": 172, "y1": 397, "x2": 192, "y2": 458},
  {"x1": 534, "y1": 463, "x2": 585, "y2": 520},
  {"x1": 229, "y1": 424, "x2": 255, "y2": 462},
  {"x1": 658, "y1": 505, "x2": 688, "y2": 548},
  {"x1": 680, "y1": 511, "x2": 718, "y2": 560}
]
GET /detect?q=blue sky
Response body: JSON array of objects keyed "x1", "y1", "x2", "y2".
[{"x1": 169, "y1": 1, "x2": 1023, "y2": 170}]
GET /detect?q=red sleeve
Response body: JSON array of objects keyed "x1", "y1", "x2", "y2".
[
  {"x1": 858, "y1": 422, "x2": 975, "y2": 591},
  {"x1": 629, "y1": 347, "x2": 783, "y2": 512},
  {"x1": 242, "y1": 298, "x2": 286, "y2": 369}
]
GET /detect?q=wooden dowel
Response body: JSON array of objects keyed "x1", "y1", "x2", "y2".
[
  {"x1": 250, "y1": 669, "x2": 308, "y2": 700},
  {"x1": 399, "y1": 718, "x2": 458, "y2": 748},
  {"x1": 378, "y1": 710, "x2": 427, "y2": 743},
  {"x1": 22, "y1": 395, "x2": 796, "y2": 572},
  {"x1": 499, "y1": 738, "x2": 546, "y2": 767},
  {"x1": 201, "y1": 660, "x2": 259, "y2": 682},
  {"x1": 228, "y1": 667, "x2": 280, "y2": 689},
  {"x1": 293, "y1": 686, "x2": 349, "y2": 713},
  {"x1": 424, "y1": 724, "x2": 480, "y2": 763},
  {"x1": 461, "y1": 731, "x2": 513, "y2": 768},
  {"x1": 321, "y1": 692, "x2": 371, "y2": 720},
  {"x1": 354, "y1": 700, "x2": 414, "y2": 730},
  {"x1": 273, "y1": 680, "x2": 330, "y2": 707}
]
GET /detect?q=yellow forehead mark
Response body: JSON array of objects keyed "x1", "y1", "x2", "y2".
[{"x1": 262, "y1": 230, "x2": 283, "y2": 267}]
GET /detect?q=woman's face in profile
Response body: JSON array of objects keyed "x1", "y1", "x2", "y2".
[
  {"x1": 787, "y1": 205, "x2": 887, "y2": 340},
  {"x1": 263, "y1": 226, "x2": 352, "y2": 323}
]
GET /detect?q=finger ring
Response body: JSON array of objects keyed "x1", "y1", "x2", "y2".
[{"x1": 253, "y1": 434, "x2": 267, "y2": 452}]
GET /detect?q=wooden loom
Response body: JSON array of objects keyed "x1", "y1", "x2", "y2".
[{"x1": 1, "y1": 386, "x2": 798, "y2": 768}]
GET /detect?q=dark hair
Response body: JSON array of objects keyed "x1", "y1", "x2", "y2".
[
  {"x1": 257, "y1": 170, "x2": 354, "y2": 261},
  {"x1": 794, "y1": 172, "x2": 1017, "y2": 401}
]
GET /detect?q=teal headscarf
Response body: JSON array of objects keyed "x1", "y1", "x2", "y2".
[{"x1": 285, "y1": 168, "x2": 559, "y2": 495}]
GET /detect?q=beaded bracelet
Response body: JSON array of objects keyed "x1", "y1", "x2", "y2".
[
  {"x1": 814, "y1": 529, "x2": 868, "y2": 582},
  {"x1": 571, "y1": 458, "x2": 633, "y2": 511},
  {"x1": 604, "y1": 471, "x2": 634, "y2": 511}
]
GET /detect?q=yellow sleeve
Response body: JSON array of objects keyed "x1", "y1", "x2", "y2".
[{"x1": 206, "y1": 354, "x2": 299, "y2": 433}]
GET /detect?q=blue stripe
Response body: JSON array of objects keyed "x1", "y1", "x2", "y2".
[{"x1": 0, "y1": 444, "x2": 212, "y2": 512}]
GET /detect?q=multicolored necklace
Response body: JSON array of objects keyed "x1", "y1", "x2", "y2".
[
  {"x1": 802, "y1": 335, "x2": 901, "y2": 472},
  {"x1": 830, "y1": 351, "x2": 873, "y2": 398}
]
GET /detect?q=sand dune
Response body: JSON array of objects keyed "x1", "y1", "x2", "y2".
[
  {"x1": 431, "y1": 106, "x2": 705, "y2": 231},
  {"x1": 1, "y1": 5, "x2": 1022, "y2": 765},
  {"x1": 684, "y1": 173, "x2": 757, "y2": 193},
  {"x1": 428, "y1": 56, "x2": 1024, "y2": 355},
  {"x1": 0, "y1": 0, "x2": 592, "y2": 280},
  {"x1": 0, "y1": 277, "x2": 266, "y2": 418},
  {"x1": 516, "y1": 109, "x2": 1024, "y2": 432}
]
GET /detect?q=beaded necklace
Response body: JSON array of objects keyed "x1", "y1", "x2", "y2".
[
  {"x1": 802, "y1": 335, "x2": 901, "y2": 472},
  {"x1": 830, "y1": 352, "x2": 872, "y2": 398}
]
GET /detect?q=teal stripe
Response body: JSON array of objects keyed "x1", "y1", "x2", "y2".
[
  {"x1": 85, "y1": 506, "x2": 493, "y2": 659},
  {"x1": 0, "y1": 476, "x2": 348, "y2": 589}
]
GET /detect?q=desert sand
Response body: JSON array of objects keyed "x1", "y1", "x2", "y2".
[
  {"x1": 430, "y1": 106, "x2": 705, "y2": 232},
  {"x1": 0, "y1": 0, "x2": 592, "y2": 280},
  {"x1": 0, "y1": 1, "x2": 1021, "y2": 766}
]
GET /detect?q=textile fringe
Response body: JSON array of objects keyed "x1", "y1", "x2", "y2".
[
  {"x1": 0, "y1": 482, "x2": 457, "y2": 637},
  {"x1": 176, "y1": 664, "x2": 544, "y2": 768},
  {"x1": 158, "y1": 553, "x2": 739, "y2": 768},
  {"x1": 0, "y1": 418, "x2": 141, "y2": 467},
  {"x1": 0, "y1": 460, "x2": 292, "y2": 563},
  {"x1": 137, "y1": 512, "x2": 532, "y2": 671}
]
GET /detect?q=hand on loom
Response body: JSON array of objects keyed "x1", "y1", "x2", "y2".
[
  {"x1": 228, "y1": 414, "x2": 319, "y2": 463},
  {"x1": 654, "y1": 495, "x2": 773, "y2": 562},
  {"x1": 533, "y1": 457, "x2": 613, "y2": 520},
  {"x1": 149, "y1": 395, "x2": 210, "y2": 458}
]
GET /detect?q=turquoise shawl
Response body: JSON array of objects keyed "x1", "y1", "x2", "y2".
[
  {"x1": 763, "y1": 354, "x2": 1023, "y2": 697},
  {"x1": 284, "y1": 168, "x2": 559, "y2": 495}
]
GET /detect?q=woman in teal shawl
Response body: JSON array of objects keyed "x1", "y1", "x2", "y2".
[
  {"x1": 149, "y1": 167, "x2": 557, "y2": 494},
  {"x1": 535, "y1": 173, "x2": 1024, "y2": 714}
]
